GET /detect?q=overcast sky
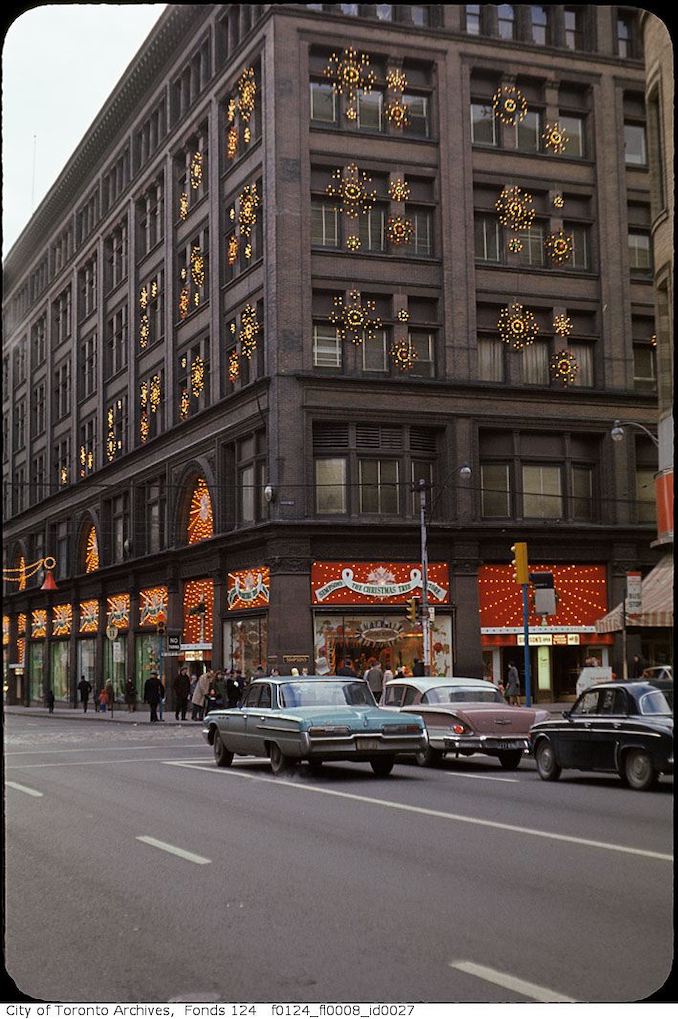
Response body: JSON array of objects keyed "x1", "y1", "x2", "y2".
[{"x1": 2, "y1": 4, "x2": 167, "y2": 259}]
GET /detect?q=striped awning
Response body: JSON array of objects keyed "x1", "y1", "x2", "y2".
[{"x1": 595, "y1": 555, "x2": 673, "y2": 632}]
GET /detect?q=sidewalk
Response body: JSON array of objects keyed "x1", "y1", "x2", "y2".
[{"x1": 3, "y1": 701, "x2": 573, "y2": 724}]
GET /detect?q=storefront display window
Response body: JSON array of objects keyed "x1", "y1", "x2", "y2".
[
  {"x1": 224, "y1": 616, "x2": 267, "y2": 678},
  {"x1": 29, "y1": 644, "x2": 44, "y2": 703},
  {"x1": 314, "y1": 612, "x2": 452, "y2": 677},
  {"x1": 135, "y1": 633, "x2": 164, "y2": 693},
  {"x1": 105, "y1": 635, "x2": 128, "y2": 699},
  {"x1": 77, "y1": 638, "x2": 97, "y2": 693},
  {"x1": 50, "y1": 641, "x2": 70, "y2": 701}
]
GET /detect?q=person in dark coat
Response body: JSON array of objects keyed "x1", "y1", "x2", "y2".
[
  {"x1": 45, "y1": 687, "x2": 55, "y2": 713},
  {"x1": 365, "y1": 661, "x2": 384, "y2": 699},
  {"x1": 124, "y1": 678, "x2": 137, "y2": 712},
  {"x1": 77, "y1": 675, "x2": 92, "y2": 713},
  {"x1": 412, "y1": 658, "x2": 425, "y2": 677},
  {"x1": 173, "y1": 667, "x2": 191, "y2": 720},
  {"x1": 505, "y1": 663, "x2": 520, "y2": 705},
  {"x1": 226, "y1": 672, "x2": 243, "y2": 708},
  {"x1": 144, "y1": 671, "x2": 163, "y2": 723},
  {"x1": 630, "y1": 654, "x2": 646, "y2": 679},
  {"x1": 337, "y1": 659, "x2": 357, "y2": 677}
]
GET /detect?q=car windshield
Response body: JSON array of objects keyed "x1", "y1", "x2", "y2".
[
  {"x1": 279, "y1": 681, "x2": 375, "y2": 708},
  {"x1": 638, "y1": 690, "x2": 672, "y2": 715},
  {"x1": 422, "y1": 686, "x2": 503, "y2": 704}
]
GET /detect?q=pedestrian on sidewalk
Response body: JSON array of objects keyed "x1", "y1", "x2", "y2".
[
  {"x1": 173, "y1": 666, "x2": 191, "y2": 720},
  {"x1": 77, "y1": 675, "x2": 92, "y2": 713},
  {"x1": 157, "y1": 674, "x2": 166, "y2": 721},
  {"x1": 143, "y1": 671, "x2": 163, "y2": 723},
  {"x1": 104, "y1": 679, "x2": 115, "y2": 715},
  {"x1": 365, "y1": 659, "x2": 384, "y2": 701},
  {"x1": 124, "y1": 678, "x2": 137, "y2": 712},
  {"x1": 505, "y1": 662, "x2": 520, "y2": 706},
  {"x1": 98, "y1": 687, "x2": 108, "y2": 713},
  {"x1": 191, "y1": 670, "x2": 211, "y2": 721},
  {"x1": 45, "y1": 687, "x2": 55, "y2": 713}
]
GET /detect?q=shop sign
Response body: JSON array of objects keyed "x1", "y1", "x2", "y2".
[
  {"x1": 483, "y1": 625, "x2": 595, "y2": 634},
  {"x1": 625, "y1": 572, "x2": 642, "y2": 614},
  {"x1": 139, "y1": 587, "x2": 168, "y2": 627},
  {"x1": 517, "y1": 633, "x2": 553, "y2": 646},
  {"x1": 312, "y1": 562, "x2": 449, "y2": 605},
  {"x1": 107, "y1": 594, "x2": 130, "y2": 631},
  {"x1": 227, "y1": 567, "x2": 270, "y2": 610},
  {"x1": 357, "y1": 620, "x2": 404, "y2": 646},
  {"x1": 112, "y1": 641, "x2": 125, "y2": 663},
  {"x1": 79, "y1": 600, "x2": 99, "y2": 634},
  {"x1": 552, "y1": 633, "x2": 581, "y2": 646},
  {"x1": 180, "y1": 642, "x2": 212, "y2": 651}
]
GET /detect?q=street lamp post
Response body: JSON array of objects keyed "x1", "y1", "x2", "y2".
[
  {"x1": 610, "y1": 419, "x2": 659, "y2": 447},
  {"x1": 418, "y1": 478, "x2": 431, "y2": 676}
]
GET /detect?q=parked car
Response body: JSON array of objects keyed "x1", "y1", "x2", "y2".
[
  {"x1": 530, "y1": 681, "x2": 673, "y2": 790},
  {"x1": 203, "y1": 676, "x2": 428, "y2": 776},
  {"x1": 380, "y1": 677, "x2": 550, "y2": 769},
  {"x1": 642, "y1": 666, "x2": 673, "y2": 709}
]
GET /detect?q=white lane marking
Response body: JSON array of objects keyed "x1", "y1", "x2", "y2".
[
  {"x1": 136, "y1": 835, "x2": 210, "y2": 865},
  {"x1": 444, "y1": 771, "x2": 519, "y2": 783},
  {"x1": 6, "y1": 755, "x2": 208, "y2": 769},
  {"x1": 450, "y1": 961, "x2": 576, "y2": 1003},
  {"x1": 5, "y1": 743, "x2": 202, "y2": 756},
  {"x1": 6, "y1": 780, "x2": 43, "y2": 798},
  {"x1": 167, "y1": 761, "x2": 673, "y2": 863}
]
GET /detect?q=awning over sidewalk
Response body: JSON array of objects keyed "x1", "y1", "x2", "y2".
[{"x1": 595, "y1": 555, "x2": 674, "y2": 632}]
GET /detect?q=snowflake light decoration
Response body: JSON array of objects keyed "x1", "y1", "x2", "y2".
[
  {"x1": 388, "y1": 177, "x2": 410, "y2": 202},
  {"x1": 508, "y1": 237, "x2": 523, "y2": 253},
  {"x1": 553, "y1": 313, "x2": 573, "y2": 337},
  {"x1": 386, "y1": 215, "x2": 413, "y2": 247},
  {"x1": 228, "y1": 349, "x2": 240, "y2": 383},
  {"x1": 346, "y1": 234, "x2": 361, "y2": 251},
  {"x1": 180, "y1": 389, "x2": 190, "y2": 421},
  {"x1": 179, "y1": 192, "x2": 189, "y2": 221},
  {"x1": 385, "y1": 68, "x2": 409, "y2": 128},
  {"x1": 324, "y1": 48, "x2": 375, "y2": 121},
  {"x1": 550, "y1": 349, "x2": 578, "y2": 386},
  {"x1": 492, "y1": 85, "x2": 528, "y2": 125},
  {"x1": 495, "y1": 185, "x2": 535, "y2": 231},
  {"x1": 542, "y1": 122, "x2": 569, "y2": 155},
  {"x1": 190, "y1": 355, "x2": 205, "y2": 398},
  {"x1": 497, "y1": 302, "x2": 539, "y2": 350},
  {"x1": 237, "y1": 183, "x2": 260, "y2": 259},
  {"x1": 397, "y1": 309, "x2": 410, "y2": 323},
  {"x1": 226, "y1": 126, "x2": 239, "y2": 161},
  {"x1": 188, "y1": 478, "x2": 214, "y2": 544},
  {"x1": 545, "y1": 229, "x2": 573, "y2": 265},
  {"x1": 552, "y1": 193, "x2": 565, "y2": 209},
  {"x1": 227, "y1": 235, "x2": 239, "y2": 266},
  {"x1": 326, "y1": 163, "x2": 376, "y2": 218},
  {"x1": 226, "y1": 67, "x2": 257, "y2": 159},
  {"x1": 390, "y1": 337, "x2": 417, "y2": 371},
  {"x1": 239, "y1": 303, "x2": 261, "y2": 359},
  {"x1": 329, "y1": 290, "x2": 382, "y2": 346},
  {"x1": 190, "y1": 152, "x2": 203, "y2": 189},
  {"x1": 190, "y1": 246, "x2": 205, "y2": 289}
]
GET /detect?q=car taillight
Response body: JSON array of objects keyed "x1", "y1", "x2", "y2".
[
  {"x1": 383, "y1": 723, "x2": 422, "y2": 735},
  {"x1": 308, "y1": 725, "x2": 351, "y2": 737},
  {"x1": 452, "y1": 723, "x2": 466, "y2": 735}
]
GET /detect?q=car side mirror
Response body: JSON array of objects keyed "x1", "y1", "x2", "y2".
[{"x1": 562, "y1": 709, "x2": 572, "y2": 719}]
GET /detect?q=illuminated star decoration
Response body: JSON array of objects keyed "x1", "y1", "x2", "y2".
[
  {"x1": 553, "y1": 313, "x2": 573, "y2": 337},
  {"x1": 226, "y1": 67, "x2": 257, "y2": 159},
  {"x1": 545, "y1": 229, "x2": 573, "y2": 265},
  {"x1": 497, "y1": 302, "x2": 539, "y2": 350},
  {"x1": 550, "y1": 349, "x2": 579, "y2": 386},
  {"x1": 390, "y1": 309, "x2": 416, "y2": 371},
  {"x1": 239, "y1": 303, "x2": 261, "y2": 360},
  {"x1": 386, "y1": 215, "x2": 414, "y2": 247},
  {"x1": 188, "y1": 478, "x2": 214, "y2": 544},
  {"x1": 542, "y1": 122, "x2": 569, "y2": 155},
  {"x1": 552, "y1": 193, "x2": 565, "y2": 209},
  {"x1": 495, "y1": 185, "x2": 535, "y2": 231},
  {"x1": 179, "y1": 266, "x2": 190, "y2": 319},
  {"x1": 508, "y1": 237, "x2": 523, "y2": 252},
  {"x1": 329, "y1": 290, "x2": 382, "y2": 346},
  {"x1": 179, "y1": 192, "x2": 189, "y2": 221},
  {"x1": 228, "y1": 349, "x2": 240, "y2": 383},
  {"x1": 190, "y1": 246, "x2": 205, "y2": 303},
  {"x1": 326, "y1": 163, "x2": 376, "y2": 219},
  {"x1": 492, "y1": 85, "x2": 528, "y2": 125},
  {"x1": 346, "y1": 235, "x2": 361, "y2": 251},
  {"x1": 388, "y1": 177, "x2": 410, "y2": 202},
  {"x1": 227, "y1": 234, "x2": 239, "y2": 266},
  {"x1": 237, "y1": 182, "x2": 261, "y2": 259},
  {"x1": 385, "y1": 68, "x2": 409, "y2": 128},
  {"x1": 190, "y1": 355, "x2": 205, "y2": 398},
  {"x1": 324, "y1": 47, "x2": 375, "y2": 121},
  {"x1": 190, "y1": 151, "x2": 203, "y2": 190},
  {"x1": 106, "y1": 399, "x2": 124, "y2": 462}
]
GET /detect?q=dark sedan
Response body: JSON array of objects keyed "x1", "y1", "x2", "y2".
[{"x1": 530, "y1": 682, "x2": 673, "y2": 790}]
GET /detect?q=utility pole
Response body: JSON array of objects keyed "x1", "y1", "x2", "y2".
[{"x1": 418, "y1": 478, "x2": 431, "y2": 676}]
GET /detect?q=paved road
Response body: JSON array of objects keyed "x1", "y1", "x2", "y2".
[{"x1": 5, "y1": 715, "x2": 673, "y2": 1004}]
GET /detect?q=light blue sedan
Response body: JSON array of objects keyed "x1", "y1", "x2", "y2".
[{"x1": 203, "y1": 676, "x2": 428, "y2": 776}]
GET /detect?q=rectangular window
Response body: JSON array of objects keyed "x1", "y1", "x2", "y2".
[
  {"x1": 14, "y1": 399, "x2": 26, "y2": 450},
  {"x1": 563, "y1": 223, "x2": 590, "y2": 270},
  {"x1": 471, "y1": 102, "x2": 496, "y2": 145},
  {"x1": 571, "y1": 465, "x2": 593, "y2": 521},
  {"x1": 559, "y1": 115, "x2": 585, "y2": 158},
  {"x1": 79, "y1": 417, "x2": 97, "y2": 478},
  {"x1": 518, "y1": 223, "x2": 545, "y2": 267},
  {"x1": 497, "y1": 4, "x2": 515, "y2": 39},
  {"x1": 478, "y1": 338, "x2": 504, "y2": 381},
  {"x1": 617, "y1": 13, "x2": 637, "y2": 59},
  {"x1": 402, "y1": 94, "x2": 429, "y2": 137},
  {"x1": 310, "y1": 81, "x2": 337, "y2": 124},
  {"x1": 406, "y1": 208, "x2": 432, "y2": 257},
  {"x1": 239, "y1": 464, "x2": 255, "y2": 524},
  {"x1": 111, "y1": 493, "x2": 129, "y2": 561},
  {"x1": 311, "y1": 202, "x2": 340, "y2": 247},
  {"x1": 177, "y1": 340, "x2": 210, "y2": 420},
  {"x1": 564, "y1": 7, "x2": 583, "y2": 49},
  {"x1": 466, "y1": 4, "x2": 481, "y2": 33},
  {"x1": 569, "y1": 342, "x2": 594, "y2": 387},
  {"x1": 105, "y1": 306, "x2": 128, "y2": 377},
  {"x1": 54, "y1": 360, "x2": 71, "y2": 420},
  {"x1": 358, "y1": 206, "x2": 386, "y2": 252},
  {"x1": 144, "y1": 480, "x2": 166, "y2": 555},
  {"x1": 516, "y1": 110, "x2": 542, "y2": 152},
  {"x1": 80, "y1": 334, "x2": 97, "y2": 399},
  {"x1": 408, "y1": 331, "x2": 435, "y2": 378},
  {"x1": 628, "y1": 232, "x2": 651, "y2": 271},
  {"x1": 522, "y1": 341, "x2": 549, "y2": 385},
  {"x1": 54, "y1": 438, "x2": 70, "y2": 488},
  {"x1": 522, "y1": 465, "x2": 562, "y2": 519},
  {"x1": 362, "y1": 330, "x2": 388, "y2": 372},
  {"x1": 359, "y1": 459, "x2": 399, "y2": 514},
  {"x1": 313, "y1": 324, "x2": 342, "y2": 368},
  {"x1": 31, "y1": 317, "x2": 46, "y2": 366},
  {"x1": 530, "y1": 5, "x2": 549, "y2": 45},
  {"x1": 315, "y1": 457, "x2": 347, "y2": 514},
  {"x1": 624, "y1": 123, "x2": 647, "y2": 165},
  {"x1": 32, "y1": 381, "x2": 46, "y2": 436},
  {"x1": 636, "y1": 468, "x2": 656, "y2": 523},
  {"x1": 475, "y1": 213, "x2": 501, "y2": 262},
  {"x1": 356, "y1": 89, "x2": 383, "y2": 131},
  {"x1": 633, "y1": 344, "x2": 656, "y2": 391},
  {"x1": 481, "y1": 463, "x2": 510, "y2": 518}
]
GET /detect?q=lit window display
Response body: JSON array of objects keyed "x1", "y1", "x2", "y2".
[
  {"x1": 50, "y1": 641, "x2": 70, "y2": 700},
  {"x1": 313, "y1": 612, "x2": 452, "y2": 677},
  {"x1": 223, "y1": 616, "x2": 268, "y2": 678}
]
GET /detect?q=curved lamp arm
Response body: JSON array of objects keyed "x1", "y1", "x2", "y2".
[{"x1": 610, "y1": 419, "x2": 659, "y2": 448}]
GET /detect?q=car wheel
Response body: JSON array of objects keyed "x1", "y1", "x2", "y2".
[
  {"x1": 370, "y1": 756, "x2": 395, "y2": 777},
  {"x1": 414, "y1": 746, "x2": 443, "y2": 768},
  {"x1": 624, "y1": 749, "x2": 657, "y2": 791},
  {"x1": 213, "y1": 731, "x2": 233, "y2": 768},
  {"x1": 269, "y1": 742, "x2": 295, "y2": 775},
  {"x1": 535, "y1": 739, "x2": 561, "y2": 781},
  {"x1": 497, "y1": 749, "x2": 523, "y2": 770}
]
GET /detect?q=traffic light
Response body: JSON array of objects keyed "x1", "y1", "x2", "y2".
[
  {"x1": 156, "y1": 621, "x2": 167, "y2": 636},
  {"x1": 406, "y1": 597, "x2": 419, "y2": 624},
  {"x1": 510, "y1": 542, "x2": 529, "y2": 584}
]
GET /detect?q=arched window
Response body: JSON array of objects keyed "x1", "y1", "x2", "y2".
[
  {"x1": 84, "y1": 525, "x2": 100, "y2": 573},
  {"x1": 187, "y1": 477, "x2": 214, "y2": 544}
]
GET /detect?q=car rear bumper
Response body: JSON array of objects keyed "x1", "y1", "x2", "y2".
[
  {"x1": 431, "y1": 734, "x2": 530, "y2": 754},
  {"x1": 305, "y1": 732, "x2": 427, "y2": 757}
]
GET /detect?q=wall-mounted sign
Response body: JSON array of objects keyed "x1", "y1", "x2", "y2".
[
  {"x1": 479, "y1": 564, "x2": 607, "y2": 631},
  {"x1": 31, "y1": 610, "x2": 47, "y2": 639},
  {"x1": 139, "y1": 587, "x2": 168, "y2": 627},
  {"x1": 312, "y1": 562, "x2": 449, "y2": 605},
  {"x1": 227, "y1": 567, "x2": 270, "y2": 611},
  {"x1": 52, "y1": 604, "x2": 72, "y2": 637},
  {"x1": 107, "y1": 594, "x2": 130, "y2": 631},
  {"x1": 79, "y1": 600, "x2": 99, "y2": 634},
  {"x1": 625, "y1": 572, "x2": 642, "y2": 615}
]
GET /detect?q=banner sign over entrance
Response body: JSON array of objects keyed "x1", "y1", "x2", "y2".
[
  {"x1": 312, "y1": 562, "x2": 449, "y2": 605},
  {"x1": 227, "y1": 567, "x2": 270, "y2": 611}
]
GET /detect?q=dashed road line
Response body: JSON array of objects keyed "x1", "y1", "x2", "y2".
[
  {"x1": 6, "y1": 781, "x2": 43, "y2": 798},
  {"x1": 449, "y1": 961, "x2": 576, "y2": 1003},
  {"x1": 136, "y1": 835, "x2": 210, "y2": 865},
  {"x1": 443, "y1": 771, "x2": 519, "y2": 783},
  {"x1": 166, "y1": 760, "x2": 673, "y2": 862}
]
